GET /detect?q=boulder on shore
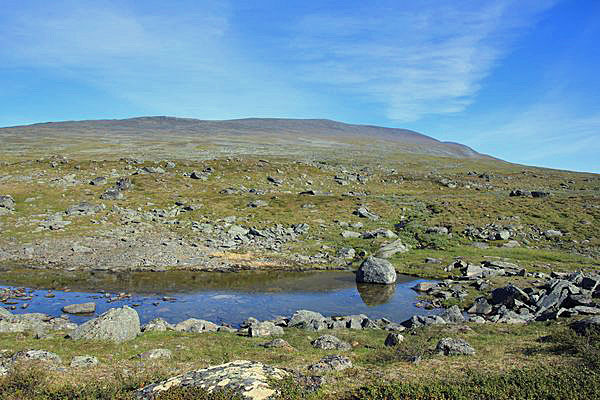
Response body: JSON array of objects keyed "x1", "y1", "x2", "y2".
[
  {"x1": 356, "y1": 256, "x2": 397, "y2": 284},
  {"x1": 68, "y1": 306, "x2": 140, "y2": 342}
]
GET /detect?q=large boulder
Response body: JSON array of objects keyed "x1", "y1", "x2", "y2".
[
  {"x1": 135, "y1": 360, "x2": 288, "y2": 400},
  {"x1": 356, "y1": 256, "x2": 397, "y2": 284},
  {"x1": 69, "y1": 306, "x2": 140, "y2": 342}
]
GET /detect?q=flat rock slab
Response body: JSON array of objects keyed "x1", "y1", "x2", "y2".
[{"x1": 135, "y1": 360, "x2": 289, "y2": 400}]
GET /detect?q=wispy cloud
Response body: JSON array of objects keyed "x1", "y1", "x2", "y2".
[
  {"x1": 285, "y1": 1, "x2": 556, "y2": 122},
  {"x1": 0, "y1": 1, "x2": 307, "y2": 118},
  {"x1": 464, "y1": 101, "x2": 600, "y2": 171}
]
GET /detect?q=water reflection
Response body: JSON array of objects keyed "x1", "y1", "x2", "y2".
[
  {"x1": 0, "y1": 270, "x2": 436, "y2": 326},
  {"x1": 356, "y1": 283, "x2": 396, "y2": 306}
]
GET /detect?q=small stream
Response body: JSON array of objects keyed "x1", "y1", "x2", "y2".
[{"x1": 0, "y1": 270, "x2": 436, "y2": 326}]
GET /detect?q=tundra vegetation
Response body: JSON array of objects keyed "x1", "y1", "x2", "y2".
[{"x1": 0, "y1": 118, "x2": 599, "y2": 399}]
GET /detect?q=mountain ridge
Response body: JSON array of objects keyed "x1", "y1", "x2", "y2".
[{"x1": 0, "y1": 116, "x2": 490, "y2": 159}]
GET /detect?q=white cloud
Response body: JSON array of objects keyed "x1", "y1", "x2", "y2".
[
  {"x1": 286, "y1": 1, "x2": 557, "y2": 122},
  {"x1": 0, "y1": 1, "x2": 308, "y2": 118}
]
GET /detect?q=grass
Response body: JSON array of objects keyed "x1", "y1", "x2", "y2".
[{"x1": 0, "y1": 322, "x2": 597, "y2": 399}]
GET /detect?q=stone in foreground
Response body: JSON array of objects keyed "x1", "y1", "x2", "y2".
[
  {"x1": 135, "y1": 360, "x2": 288, "y2": 400},
  {"x1": 356, "y1": 256, "x2": 397, "y2": 284},
  {"x1": 435, "y1": 338, "x2": 475, "y2": 356},
  {"x1": 69, "y1": 306, "x2": 140, "y2": 342}
]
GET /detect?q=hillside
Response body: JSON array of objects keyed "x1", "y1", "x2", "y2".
[{"x1": 0, "y1": 116, "x2": 487, "y2": 160}]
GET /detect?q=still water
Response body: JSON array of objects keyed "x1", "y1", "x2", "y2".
[{"x1": 0, "y1": 270, "x2": 436, "y2": 326}]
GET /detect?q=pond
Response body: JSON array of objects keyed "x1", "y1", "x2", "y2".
[{"x1": 0, "y1": 270, "x2": 436, "y2": 327}]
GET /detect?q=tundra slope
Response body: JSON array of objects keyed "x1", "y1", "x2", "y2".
[
  {"x1": 0, "y1": 117, "x2": 490, "y2": 160},
  {"x1": 0, "y1": 117, "x2": 600, "y2": 399}
]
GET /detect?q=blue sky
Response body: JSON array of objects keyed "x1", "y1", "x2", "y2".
[{"x1": 1, "y1": 0, "x2": 598, "y2": 172}]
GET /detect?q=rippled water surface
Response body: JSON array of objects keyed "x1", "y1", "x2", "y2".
[{"x1": 0, "y1": 270, "x2": 436, "y2": 326}]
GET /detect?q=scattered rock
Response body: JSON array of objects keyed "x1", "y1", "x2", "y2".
[
  {"x1": 12, "y1": 350, "x2": 62, "y2": 365},
  {"x1": 341, "y1": 230, "x2": 362, "y2": 239},
  {"x1": 384, "y1": 333, "x2": 404, "y2": 347},
  {"x1": 248, "y1": 200, "x2": 269, "y2": 208},
  {"x1": 142, "y1": 318, "x2": 174, "y2": 332},
  {"x1": 0, "y1": 195, "x2": 15, "y2": 210},
  {"x1": 100, "y1": 189, "x2": 123, "y2": 200},
  {"x1": 62, "y1": 302, "x2": 96, "y2": 314},
  {"x1": 376, "y1": 239, "x2": 410, "y2": 258},
  {"x1": 70, "y1": 355, "x2": 99, "y2": 368},
  {"x1": 338, "y1": 247, "x2": 356, "y2": 259},
  {"x1": 249, "y1": 321, "x2": 284, "y2": 338},
  {"x1": 354, "y1": 207, "x2": 379, "y2": 220},
  {"x1": 89, "y1": 177, "x2": 107, "y2": 185},
  {"x1": 311, "y1": 335, "x2": 351, "y2": 351},
  {"x1": 308, "y1": 355, "x2": 352, "y2": 373},
  {"x1": 260, "y1": 339, "x2": 292, "y2": 349},
  {"x1": 137, "y1": 348, "x2": 172, "y2": 360},
  {"x1": 174, "y1": 318, "x2": 218, "y2": 333},
  {"x1": 435, "y1": 338, "x2": 475, "y2": 356}
]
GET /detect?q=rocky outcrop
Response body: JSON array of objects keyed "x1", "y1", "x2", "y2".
[
  {"x1": 135, "y1": 360, "x2": 289, "y2": 400},
  {"x1": 69, "y1": 306, "x2": 140, "y2": 342}
]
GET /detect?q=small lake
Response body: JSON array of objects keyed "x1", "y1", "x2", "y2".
[{"x1": 0, "y1": 270, "x2": 436, "y2": 326}]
